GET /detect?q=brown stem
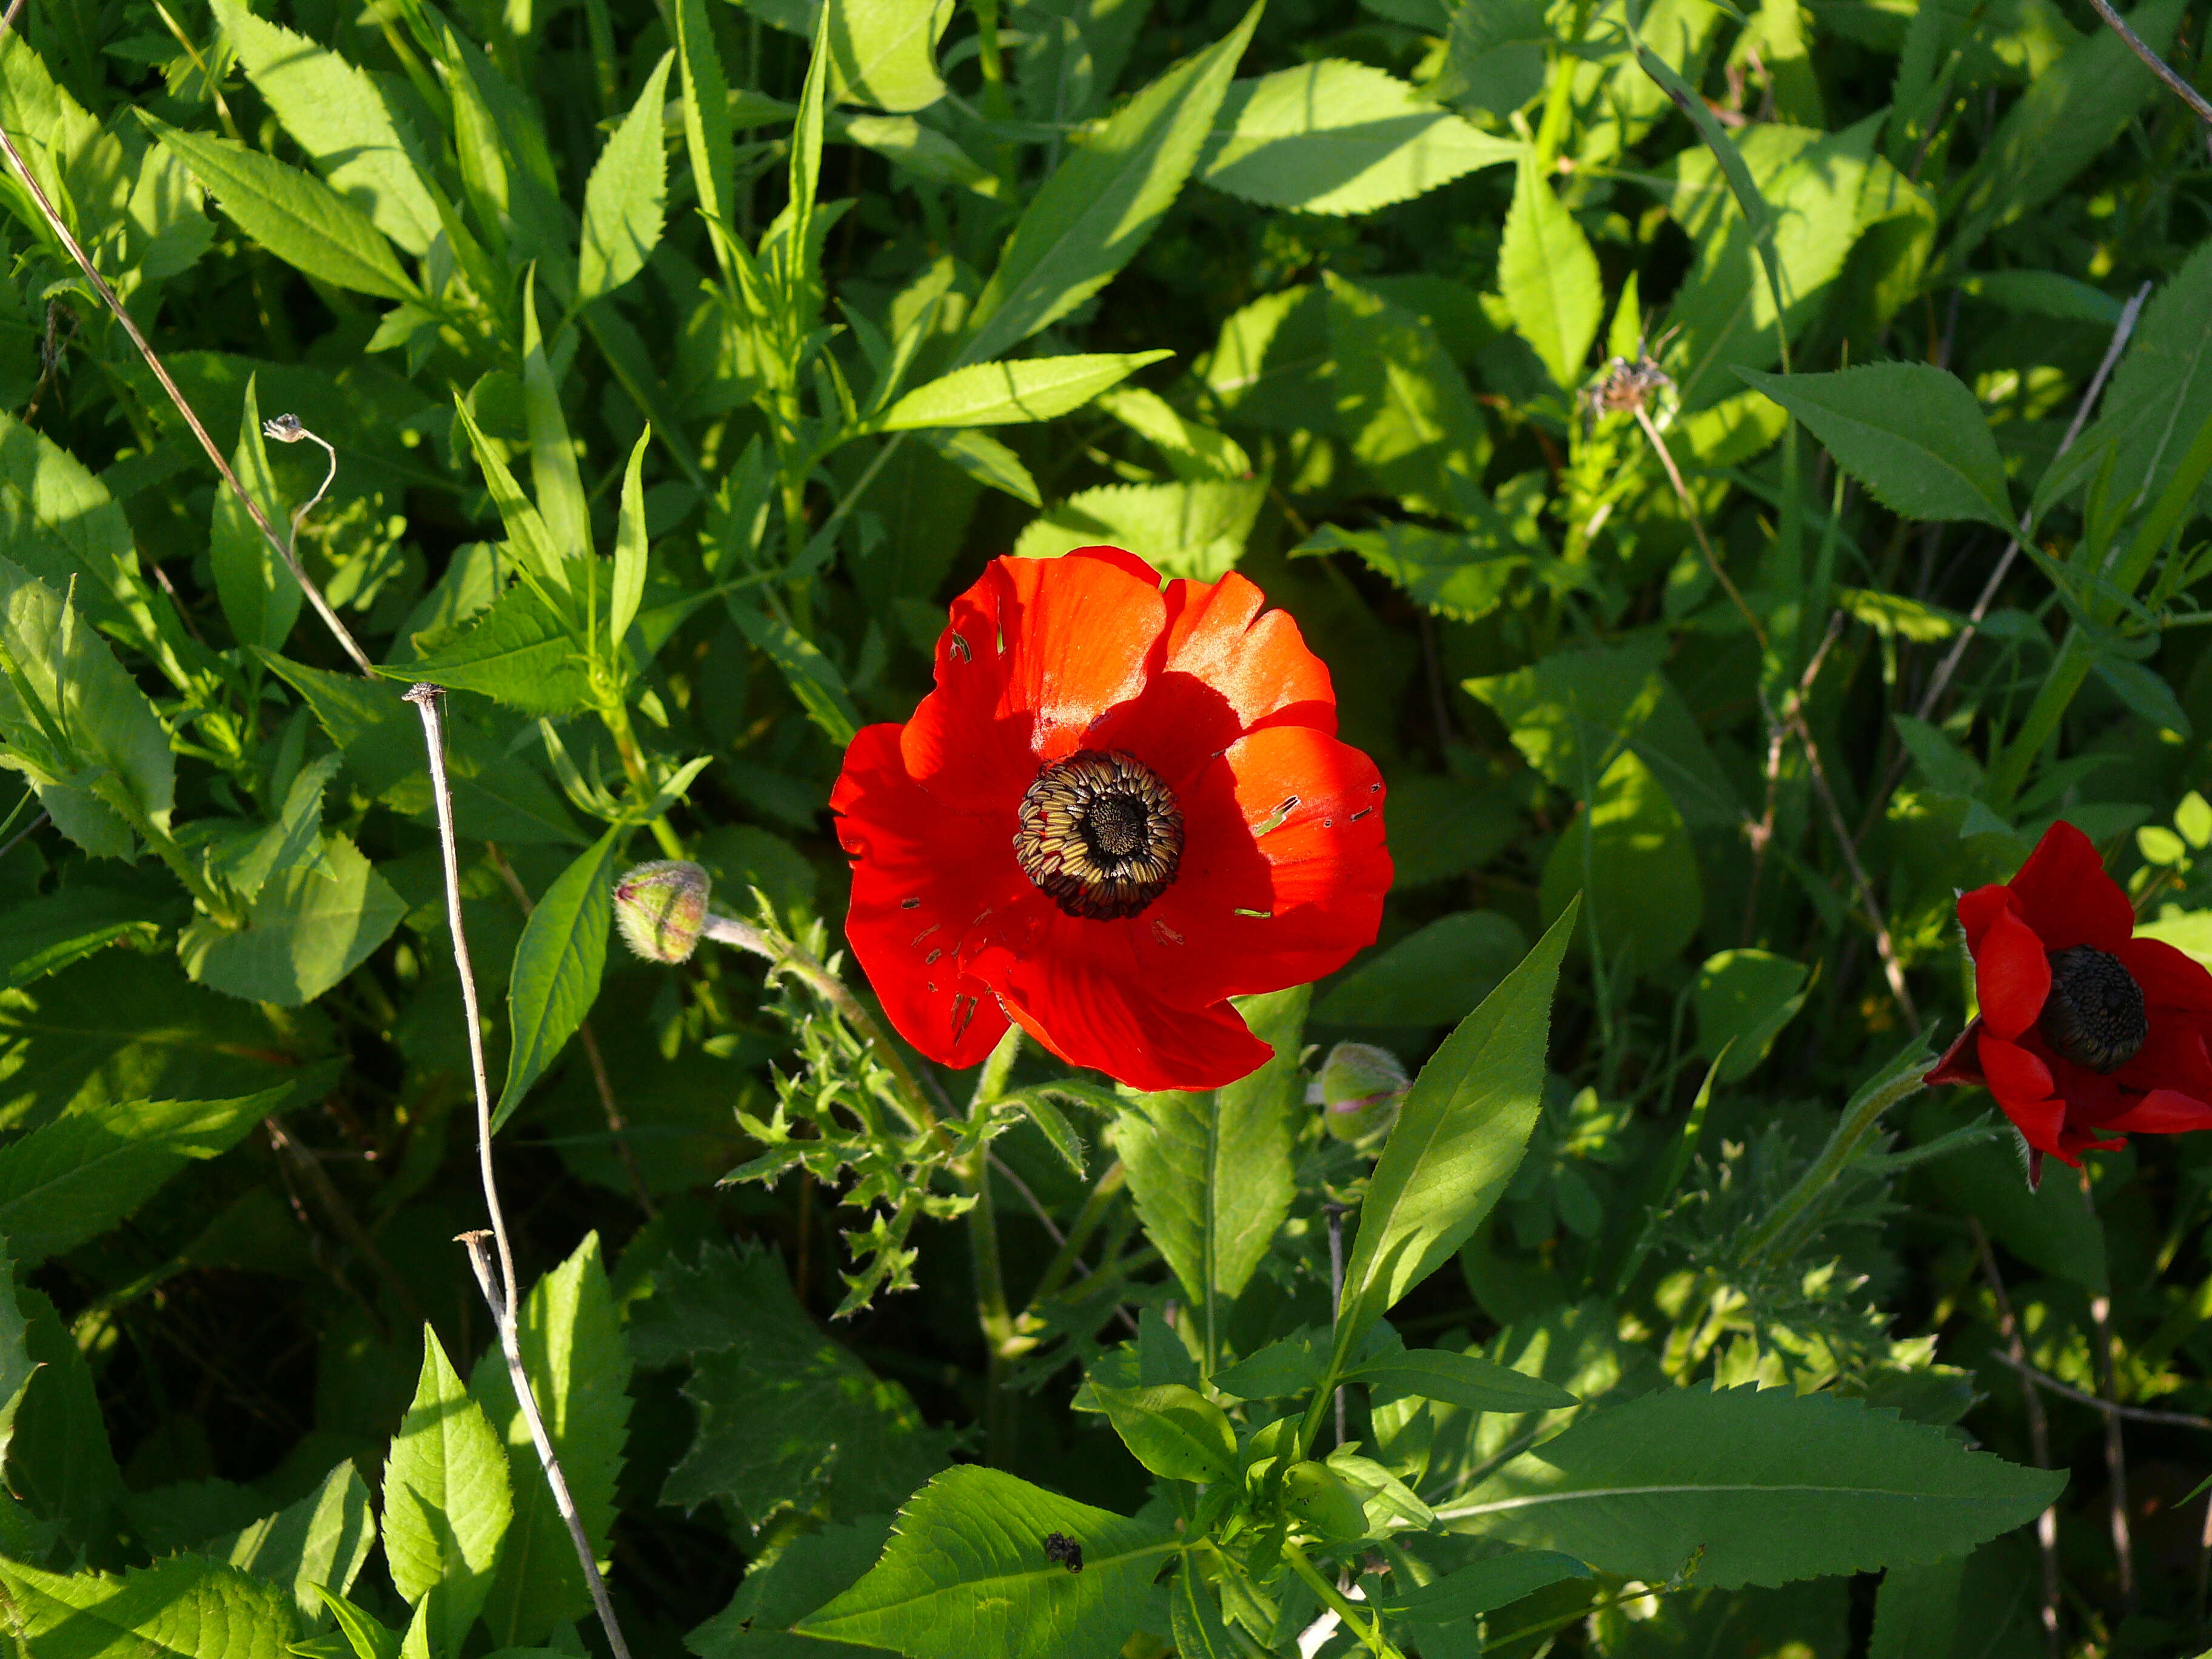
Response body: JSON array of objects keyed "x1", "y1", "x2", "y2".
[
  {"x1": 264, "y1": 1118, "x2": 424, "y2": 1329},
  {"x1": 2088, "y1": 0, "x2": 2212, "y2": 127},
  {"x1": 2087, "y1": 1284, "x2": 2137, "y2": 1615}
]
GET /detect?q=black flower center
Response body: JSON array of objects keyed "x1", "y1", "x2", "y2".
[
  {"x1": 2039, "y1": 945, "x2": 2148, "y2": 1073},
  {"x1": 1013, "y1": 750, "x2": 1184, "y2": 921}
]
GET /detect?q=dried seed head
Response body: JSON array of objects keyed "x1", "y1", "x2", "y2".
[
  {"x1": 1013, "y1": 750, "x2": 1183, "y2": 920},
  {"x1": 263, "y1": 412, "x2": 307, "y2": 443},
  {"x1": 614, "y1": 860, "x2": 712, "y2": 964}
]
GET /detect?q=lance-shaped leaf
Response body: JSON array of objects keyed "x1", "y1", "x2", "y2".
[
  {"x1": 495, "y1": 828, "x2": 623, "y2": 1132},
  {"x1": 383, "y1": 1329, "x2": 514, "y2": 1652},
  {"x1": 871, "y1": 351, "x2": 1171, "y2": 431},
  {"x1": 1498, "y1": 150, "x2": 1601, "y2": 391},
  {"x1": 578, "y1": 52, "x2": 675, "y2": 305},
  {"x1": 1441, "y1": 1384, "x2": 2066, "y2": 1587},
  {"x1": 209, "y1": 374, "x2": 301, "y2": 651}
]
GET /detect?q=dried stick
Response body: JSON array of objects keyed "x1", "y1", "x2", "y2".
[
  {"x1": 1974, "y1": 1222, "x2": 2062, "y2": 1658},
  {"x1": 1633, "y1": 404, "x2": 1766, "y2": 648},
  {"x1": 1984, "y1": 1347, "x2": 2212, "y2": 1431},
  {"x1": 0, "y1": 24, "x2": 373, "y2": 675},
  {"x1": 2086, "y1": 1287, "x2": 2137, "y2": 1614},
  {"x1": 409, "y1": 686, "x2": 635, "y2": 1659},
  {"x1": 1911, "y1": 283, "x2": 2151, "y2": 727},
  {"x1": 2088, "y1": 0, "x2": 2212, "y2": 128}
]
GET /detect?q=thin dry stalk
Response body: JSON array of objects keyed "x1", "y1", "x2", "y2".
[
  {"x1": 2087, "y1": 0, "x2": 2212, "y2": 128},
  {"x1": 1974, "y1": 1221, "x2": 2062, "y2": 1659},
  {"x1": 1789, "y1": 697, "x2": 1920, "y2": 1031},
  {"x1": 2087, "y1": 1287, "x2": 2137, "y2": 1614},
  {"x1": 1985, "y1": 1347, "x2": 2212, "y2": 1432},
  {"x1": 0, "y1": 24, "x2": 373, "y2": 674},
  {"x1": 409, "y1": 686, "x2": 635, "y2": 1659},
  {"x1": 1743, "y1": 617, "x2": 1843, "y2": 944},
  {"x1": 1632, "y1": 404, "x2": 1766, "y2": 648}
]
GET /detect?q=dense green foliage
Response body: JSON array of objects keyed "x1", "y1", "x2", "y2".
[{"x1": 3, "y1": 0, "x2": 2212, "y2": 1653}]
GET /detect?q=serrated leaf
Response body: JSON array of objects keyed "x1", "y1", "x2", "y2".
[
  {"x1": 471, "y1": 1233, "x2": 632, "y2": 1647},
  {"x1": 0, "y1": 886, "x2": 163, "y2": 991},
  {"x1": 609, "y1": 432, "x2": 650, "y2": 649},
  {"x1": 179, "y1": 833, "x2": 404, "y2": 1007},
  {"x1": 873, "y1": 351, "x2": 1171, "y2": 431},
  {"x1": 1337, "y1": 906, "x2": 1574, "y2": 1352},
  {"x1": 578, "y1": 52, "x2": 675, "y2": 305},
  {"x1": 1499, "y1": 152, "x2": 1601, "y2": 391},
  {"x1": 0, "y1": 1553, "x2": 301, "y2": 1658},
  {"x1": 209, "y1": 374, "x2": 301, "y2": 652},
  {"x1": 731, "y1": 603, "x2": 860, "y2": 745},
  {"x1": 919, "y1": 429, "x2": 1042, "y2": 506},
  {"x1": 1346, "y1": 1347, "x2": 1578, "y2": 1412},
  {"x1": 220, "y1": 1462, "x2": 376, "y2": 1622},
  {"x1": 1295, "y1": 522, "x2": 1525, "y2": 622},
  {"x1": 383, "y1": 1329, "x2": 514, "y2": 1652},
  {"x1": 964, "y1": 4, "x2": 1259, "y2": 366},
  {"x1": 1443, "y1": 1384, "x2": 2066, "y2": 1587},
  {"x1": 138, "y1": 114, "x2": 418, "y2": 300},
  {"x1": 1738, "y1": 363, "x2": 2013, "y2": 529},
  {"x1": 0, "y1": 1085, "x2": 287, "y2": 1267},
  {"x1": 1011, "y1": 478, "x2": 1264, "y2": 580},
  {"x1": 210, "y1": 0, "x2": 441, "y2": 254},
  {"x1": 828, "y1": 0, "x2": 954, "y2": 112},
  {"x1": 495, "y1": 829, "x2": 622, "y2": 1132},
  {"x1": 798, "y1": 1466, "x2": 1177, "y2": 1659},
  {"x1": 1091, "y1": 1383, "x2": 1238, "y2": 1483},
  {"x1": 1199, "y1": 60, "x2": 1519, "y2": 214},
  {"x1": 390, "y1": 587, "x2": 594, "y2": 717}
]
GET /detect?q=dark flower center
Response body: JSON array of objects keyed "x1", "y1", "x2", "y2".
[
  {"x1": 1014, "y1": 750, "x2": 1184, "y2": 920},
  {"x1": 2039, "y1": 945, "x2": 2148, "y2": 1073}
]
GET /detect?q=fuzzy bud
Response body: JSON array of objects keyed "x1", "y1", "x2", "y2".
[
  {"x1": 613, "y1": 860, "x2": 711, "y2": 964},
  {"x1": 1319, "y1": 1042, "x2": 1409, "y2": 1142}
]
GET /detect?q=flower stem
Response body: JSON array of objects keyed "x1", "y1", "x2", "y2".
[
  {"x1": 1738, "y1": 1033, "x2": 1937, "y2": 1267},
  {"x1": 1283, "y1": 1544, "x2": 1389, "y2": 1658}
]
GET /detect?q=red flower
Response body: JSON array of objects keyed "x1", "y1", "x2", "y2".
[
  {"x1": 831, "y1": 546, "x2": 1390, "y2": 1091},
  {"x1": 1930, "y1": 819, "x2": 2212, "y2": 1180}
]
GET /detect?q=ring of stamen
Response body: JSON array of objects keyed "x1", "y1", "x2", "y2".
[
  {"x1": 1014, "y1": 750, "x2": 1183, "y2": 920},
  {"x1": 2039, "y1": 945, "x2": 2148, "y2": 1073}
]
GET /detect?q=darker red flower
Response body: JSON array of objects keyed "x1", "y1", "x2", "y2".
[
  {"x1": 1931, "y1": 819, "x2": 2212, "y2": 1181},
  {"x1": 831, "y1": 546, "x2": 1391, "y2": 1091}
]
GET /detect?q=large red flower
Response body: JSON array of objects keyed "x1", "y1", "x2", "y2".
[
  {"x1": 1931, "y1": 819, "x2": 2212, "y2": 1180},
  {"x1": 831, "y1": 546, "x2": 1390, "y2": 1091}
]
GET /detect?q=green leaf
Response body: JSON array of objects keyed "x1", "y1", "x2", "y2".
[
  {"x1": 209, "y1": 0, "x2": 441, "y2": 254},
  {"x1": 1293, "y1": 522, "x2": 1528, "y2": 623},
  {"x1": 180, "y1": 833, "x2": 405, "y2": 1007},
  {"x1": 219, "y1": 1461, "x2": 377, "y2": 1622},
  {"x1": 0, "y1": 1085, "x2": 287, "y2": 1267},
  {"x1": 688, "y1": 1517, "x2": 898, "y2": 1657},
  {"x1": 451, "y1": 394, "x2": 572, "y2": 599},
  {"x1": 1538, "y1": 748, "x2": 1703, "y2": 974},
  {"x1": 964, "y1": 4, "x2": 1261, "y2": 366},
  {"x1": 633, "y1": 1243, "x2": 957, "y2": 1524},
  {"x1": 1443, "y1": 1384, "x2": 2066, "y2": 1588},
  {"x1": 521, "y1": 281, "x2": 591, "y2": 563},
  {"x1": 1336, "y1": 905, "x2": 1574, "y2": 1352},
  {"x1": 383, "y1": 1327, "x2": 514, "y2": 1654},
  {"x1": 1198, "y1": 61, "x2": 1519, "y2": 215},
  {"x1": 731, "y1": 602, "x2": 861, "y2": 745},
  {"x1": 920, "y1": 429, "x2": 1042, "y2": 506},
  {"x1": 577, "y1": 52, "x2": 675, "y2": 306},
  {"x1": 1323, "y1": 273, "x2": 1485, "y2": 514},
  {"x1": 1692, "y1": 949, "x2": 1809, "y2": 1082},
  {"x1": 1498, "y1": 152, "x2": 1601, "y2": 391},
  {"x1": 138, "y1": 114, "x2": 418, "y2": 300},
  {"x1": 609, "y1": 432, "x2": 651, "y2": 649},
  {"x1": 1433, "y1": 0, "x2": 1549, "y2": 119},
  {"x1": 1868, "y1": 1555, "x2": 1965, "y2": 1659},
  {"x1": 0, "y1": 1553, "x2": 301, "y2": 1658},
  {"x1": 1211, "y1": 1332, "x2": 1327, "y2": 1399},
  {"x1": 1346, "y1": 1347, "x2": 1578, "y2": 1413},
  {"x1": 798, "y1": 1466, "x2": 1177, "y2": 1659},
  {"x1": 494, "y1": 829, "x2": 621, "y2": 1131},
  {"x1": 1373, "y1": 1550, "x2": 1589, "y2": 1620},
  {"x1": 0, "y1": 1240, "x2": 31, "y2": 1463},
  {"x1": 873, "y1": 351, "x2": 1171, "y2": 431},
  {"x1": 9, "y1": 1282, "x2": 125, "y2": 1539},
  {"x1": 1011, "y1": 478, "x2": 1265, "y2": 580},
  {"x1": 0, "y1": 886, "x2": 163, "y2": 991},
  {"x1": 1090, "y1": 1383, "x2": 1238, "y2": 1483},
  {"x1": 676, "y1": 0, "x2": 737, "y2": 255},
  {"x1": 1923, "y1": 1130, "x2": 2106, "y2": 1293},
  {"x1": 2093, "y1": 651, "x2": 2191, "y2": 736},
  {"x1": 1318, "y1": 910, "x2": 1529, "y2": 1028},
  {"x1": 2068, "y1": 239, "x2": 2212, "y2": 519},
  {"x1": 1737, "y1": 364, "x2": 2013, "y2": 530},
  {"x1": 0, "y1": 552, "x2": 175, "y2": 859},
  {"x1": 1114, "y1": 987, "x2": 1309, "y2": 1319},
  {"x1": 391, "y1": 587, "x2": 594, "y2": 718},
  {"x1": 828, "y1": 0, "x2": 954, "y2": 112},
  {"x1": 209, "y1": 374, "x2": 301, "y2": 651},
  {"x1": 313, "y1": 1589, "x2": 402, "y2": 1659},
  {"x1": 471, "y1": 1233, "x2": 631, "y2": 1647}
]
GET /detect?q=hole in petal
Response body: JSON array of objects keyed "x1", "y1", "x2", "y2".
[{"x1": 900, "y1": 896, "x2": 921, "y2": 910}]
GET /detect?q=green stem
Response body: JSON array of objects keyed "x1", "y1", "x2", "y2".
[
  {"x1": 1983, "y1": 631, "x2": 2090, "y2": 807},
  {"x1": 1284, "y1": 1544, "x2": 1390, "y2": 1658},
  {"x1": 1018, "y1": 1159, "x2": 1127, "y2": 1313},
  {"x1": 1532, "y1": 0, "x2": 1596, "y2": 170},
  {"x1": 967, "y1": 1148, "x2": 1017, "y2": 1466},
  {"x1": 1738, "y1": 1036, "x2": 1935, "y2": 1267},
  {"x1": 596, "y1": 699, "x2": 686, "y2": 859}
]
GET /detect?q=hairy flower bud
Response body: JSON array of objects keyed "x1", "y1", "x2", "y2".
[
  {"x1": 1319, "y1": 1041, "x2": 1408, "y2": 1142},
  {"x1": 614, "y1": 860, "x2": 711, "y2": 964}
]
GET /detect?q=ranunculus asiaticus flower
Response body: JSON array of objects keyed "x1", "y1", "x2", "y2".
[
  {"x1": 1930, "y1": 819, "x2": 2212, "y2": 1180},
  {"x1": 831, "y1": 546, "x2": 1390, "y2": 1091}
]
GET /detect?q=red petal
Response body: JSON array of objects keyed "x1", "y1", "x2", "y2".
[
  {"x1": 1928, "y1": 1019, "x2": 1986, "y2": 1086},
  {"x1": 2114, "y1": 936, "x2": 2212, "y2": 1011},
  {"x1": 2094, "y1": 1087, "x2": 2212, "y2": 1134},
  {"x1": 1089, "y1": 572, "x2": 1337, "y2": 782},
  {"x1": 2113, "y1": 1009, "x2": 2212, "y2": 1098},
  {"x1": 970, "y1": 911, "x2": 1270, "y2": 1090},
  {"x1": 901, "y1": 549, "x2": 1165, "y2": 803},
  {"x1": 1956, "y1": 885, "x2": 2013, "y2": 953},
  {"x1": 2005, "y1": 820, "x2": 2133, "y2": 951},
  {"x1": 1979, "y1": 1031, "x2": 2068, "y2": 1155},
  {"x1": 1974, "y1": 905, "x2": 2051, "y2": 1041},
  {"x1": 1134, "y1": 727, "x2": 1392, "y2": 1006},
  {"x1": 833, "y1": 723, "x2": 1021, "y2": 1068}
]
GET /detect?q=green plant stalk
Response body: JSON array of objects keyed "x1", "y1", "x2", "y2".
[
  {"x1": 1533, "y1": 0, "x2": 1597, "y2": 170},
  {"x1": 595, "y1": 697, "x2": 687, "y2": 859},
  {"x1": 1284, "y1": 1543, "x2": 1392, "y2": 1658},
  {"x1": 964, "y1": 1025, "x2": 1022, "y2": 1461},
  {"x1": 1016, "y1": 1158, "x2": 1129, "y2": 1316},
  {"x1": 1738, "y1": 1036, "x2": 1935, "y2": 1267},
  {"x1": 135, "y1": 813, "x2": 244, "y2": 930}
]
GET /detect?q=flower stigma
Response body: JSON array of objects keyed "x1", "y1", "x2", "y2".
[
  {"x1": 2040, "y1": 945, "x2": 2148, "y2": 1073},
  {"x1": 1014, "y1": 749, "x2": 1184, "y2": 920}
]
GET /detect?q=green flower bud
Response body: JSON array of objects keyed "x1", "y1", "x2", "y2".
[
  {"x1": 614, "y1": 860, "x2": 711, "y2": 964},
  {"x1": 1319, "y1": 1041, "x2": 1409, "y2": 1143}
]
